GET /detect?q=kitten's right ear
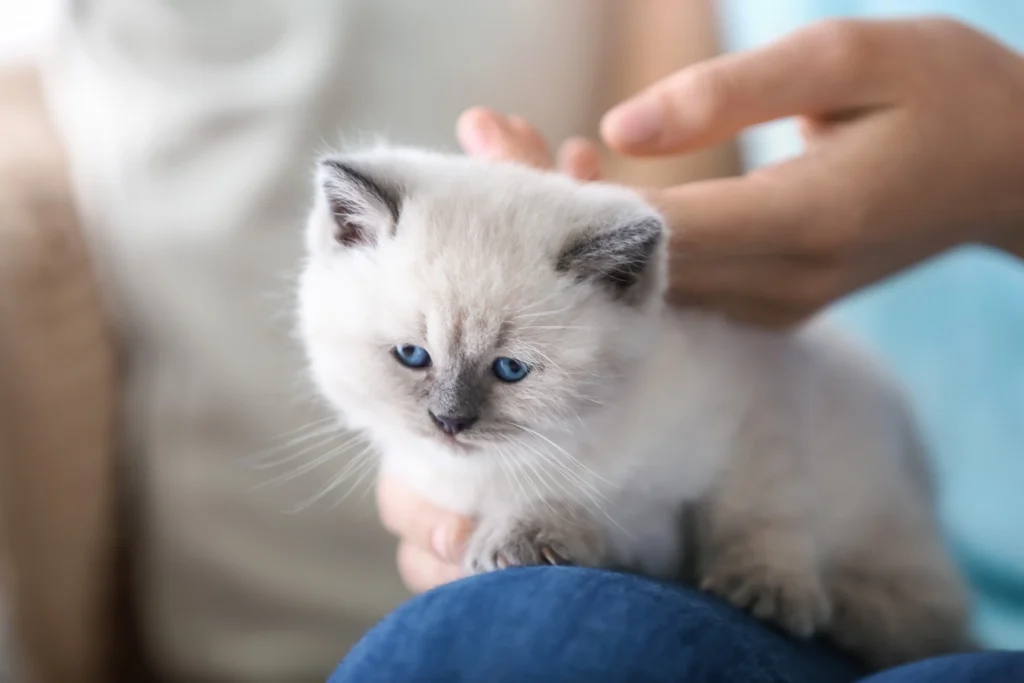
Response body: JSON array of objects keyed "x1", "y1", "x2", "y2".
[{"x1": 317, "y1": 158, "x2": 402, "y2": 248}]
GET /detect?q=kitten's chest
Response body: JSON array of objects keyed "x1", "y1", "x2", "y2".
[{"x1": 380, "y1": 448, "x2": 514, "y2": 516}]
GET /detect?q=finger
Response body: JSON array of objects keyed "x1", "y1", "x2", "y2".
[
  {"x1": 650, "y1": 161, "x2": 825, "y2": 258},
  {"x1": 376, "y1": 475, "x2": 473, "y2": 562},
  {"x1": 602, "y1": 19, "x2": 898, "y2": 155},
  {"x1": 397, "y1": 542, "x2": 465, "y2": 594},
  {"x1": 457, "y1": 107, "x2": 497, "y2": 155},
  {"x1": 557, "y1": 137, "x2": 604, "y2": 181},
  {"x1": 456, "y1": 108, "x2": 552, "y2": 168},
  {"x1": 667, "y1": 255, "x2": 843, "y2": 312},
  {"x1": 506, "y1": 115, "x2": 554, "y2": 168}
]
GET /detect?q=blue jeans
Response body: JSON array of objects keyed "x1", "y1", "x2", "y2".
[{"x1": 330, "y1": 567, "x2": 1024, "y2": 683}]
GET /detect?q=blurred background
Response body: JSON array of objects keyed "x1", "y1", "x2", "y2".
[{"x1": 0, "y1": 2, "x2": 1020, "y2": 682}]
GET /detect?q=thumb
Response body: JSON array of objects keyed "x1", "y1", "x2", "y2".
[
  {"x1": 376, "y1": 474, "x2": 473, "y2": 562},
  {"x1": 602, "y1": 19, "x2": 897, "y2": 156}
]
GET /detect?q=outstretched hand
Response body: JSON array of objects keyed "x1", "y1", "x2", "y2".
[{"x1": 463, "y1": 18, "x2": 1024, "y2": 327}]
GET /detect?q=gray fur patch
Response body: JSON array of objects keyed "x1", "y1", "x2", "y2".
[
  {"x1": 556, "y1": 217, "x2": 663, "y2": 297},
  {"x1": 430, "y1": 359, "x2": 486, "y2": 419},
  {"x1": 320, "y1": 159, "x2": 402, "y2": 245}
]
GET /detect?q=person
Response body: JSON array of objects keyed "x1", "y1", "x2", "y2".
[{"x1": 342, "y1": 16, "x2": 1024, "y2": 683}]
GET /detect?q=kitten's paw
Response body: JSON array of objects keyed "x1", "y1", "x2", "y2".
[
  {"x1": 463, "y1": 516, "x2": 603, "y2": 575},
  {"x1": 701, "y1": 557, "x2": 832, "y2": 638}
]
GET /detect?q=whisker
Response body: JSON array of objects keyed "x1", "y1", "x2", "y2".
[
  {"x1": 244, "y1": 419, "x2": 346, "y2": 466},
  {"x1": 248, "y1": 431, "x2": 362, "y2": 471},
  {"x1": 254, "y1": 436, "x2": 368, "y2": 490},
  {"x1": 289, "y1": 444, "x2": 378, "y2": 513},
  {"x1": 506, "y1": 422, "x2": 616, "y2": 489},
  {"x1": 506, "y1": 432, "x2": 604, "y2": 504},
  {"x1": 499, "y1": 435, "x2": 578, "y2": 526},
  {"x1": 510, "y1": 290, "x2": 565, "y2": 316},
  {"x1": 493, "y1": 444, "x2": 534, "y2": 518},
  {"x1": 332, "y1": 450, "x2": 381, "y2": 509},
  {"x1": 503, "y1": 426, "x2": 634, "y2": 541},
  {"x1": 515, "y1": 325, "x2": 591, "y2": 332}
]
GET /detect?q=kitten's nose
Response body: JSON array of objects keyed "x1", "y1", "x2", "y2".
[{"x1": 429, "y1": 411, "x2": 478, "y2": 436}]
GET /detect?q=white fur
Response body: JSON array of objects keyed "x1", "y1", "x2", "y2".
[{"x1": 297, "y1": 147, "x2": 970, "y2": 668}]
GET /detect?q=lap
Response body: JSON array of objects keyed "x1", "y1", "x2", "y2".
[{"x1": 330, "y1": 566, "x2": 864, "y2": 683}]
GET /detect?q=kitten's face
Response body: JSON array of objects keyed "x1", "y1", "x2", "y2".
[{"x1": 298, "y1": 148, "x2": 666, "y2": 456}]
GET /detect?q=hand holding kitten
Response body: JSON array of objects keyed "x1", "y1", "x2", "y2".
[{"x1": 377, "y1": 474, "x2": 469, "y2": 592}]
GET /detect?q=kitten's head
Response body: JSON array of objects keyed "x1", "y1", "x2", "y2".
[{"x1": 298, "y1": 147, "x2": 666, "y2": 456}]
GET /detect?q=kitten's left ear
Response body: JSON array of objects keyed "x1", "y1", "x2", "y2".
[
  {"x1": 556, "y1": 213, "x2": 665, "y2": 303},
  {"x1": 317, "y1": 158, "x2": 403, "y2": 248}
]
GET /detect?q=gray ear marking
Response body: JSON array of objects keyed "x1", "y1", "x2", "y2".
[
  {"x1": 319, "y1": 158, "x2": 402, "y2": 247},
  {"x1": 556, "y1": 216, "x2": 664, "y2": 297}
]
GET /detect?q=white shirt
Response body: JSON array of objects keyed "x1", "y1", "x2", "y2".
[{"x1": 44, "y1": 1, "x2": 614, "y2": 680}]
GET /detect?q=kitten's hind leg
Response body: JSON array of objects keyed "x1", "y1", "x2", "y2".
[
  {"x1": 824, "y1": 538, "x2": 973, "y2": 670},
  {"x1": 695, "y1": 472, "x2": 832, "y2": 637},
  {"x1": 694, "y1": 404, "x2": 832, "y2": 639}
]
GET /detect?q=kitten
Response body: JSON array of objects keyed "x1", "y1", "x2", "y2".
[{"x1": 297, "y1": 147, "x2": 972, "y2": 669}]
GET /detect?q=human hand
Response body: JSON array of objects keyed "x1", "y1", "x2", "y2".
[
  {"x1": 376, "y1": 475, "x2": 473, "y2": 593},
  {"x1": 600, "y1": 18, "x2": 1024, "y2": 326},
  {"x1": 456, "y1": 107, "x2": 606, "y2": 181}
]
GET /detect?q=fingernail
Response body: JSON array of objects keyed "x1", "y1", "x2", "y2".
[
  {"x1": 602, "y1": 100, "x2": 662, "y2": 147},
  {"x1": 431, "y1": 524, "x2": 454, "y2": 561}
]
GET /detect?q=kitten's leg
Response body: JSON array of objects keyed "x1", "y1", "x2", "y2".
[
  {"x1": 463, "y1": 504, "x2": 605, "y2": 574},
  {"x1": 824, "y1": 529, "x2": 973, "y2": 669},
  {"x1": 695, "y1": 411, "x2": 831, "y2": 638}
]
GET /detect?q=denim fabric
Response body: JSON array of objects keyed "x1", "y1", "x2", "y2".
[
  {"x1": 861, "y1": 652, "x2": 1024, "y2": 683},
  {"x1": 330, "y1": 567, "x2": 864, "y2": 683},
  {"x1": 329, "y1": 567, "x2": 1024, "y2": 682}
]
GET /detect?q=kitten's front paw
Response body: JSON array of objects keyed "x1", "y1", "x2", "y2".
[
  {"x1": 464, "y1": 516, "x2": 604, "y2": 575},
  {"x1": 701, "y1": 554, "x2": 832, "y2": 639}
]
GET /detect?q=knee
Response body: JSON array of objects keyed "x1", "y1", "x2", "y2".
[{"x1": 330, "y1": 567, "x2": 862, "y2": 683}]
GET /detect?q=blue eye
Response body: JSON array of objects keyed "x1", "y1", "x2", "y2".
[
  {"x1": 493, "y1": 357, "x2": 530, "y2": 383},
  {"x1": 393, "y1": 344, "x2": 431, "y2": 369}
]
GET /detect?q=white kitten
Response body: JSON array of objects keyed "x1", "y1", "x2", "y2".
[{"x1": 297, "y1": 147, "x2": 971, "y2": 669}]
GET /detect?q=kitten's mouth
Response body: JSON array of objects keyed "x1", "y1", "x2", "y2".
[{"x1": 430, "y1": 432, "x2": 480, "y2": 454}]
